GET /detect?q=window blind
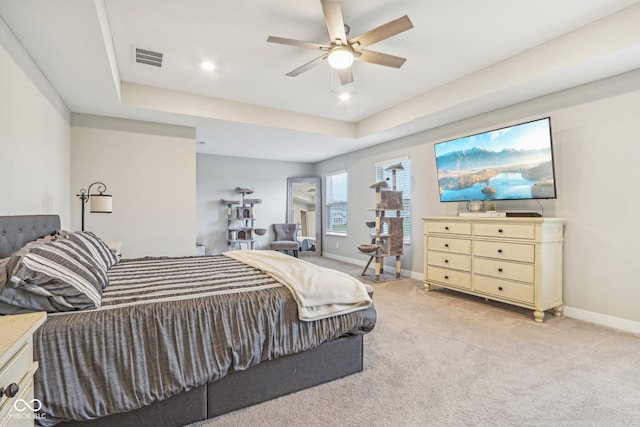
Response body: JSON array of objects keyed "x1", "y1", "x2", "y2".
[{"x1": 325, "y1": 171, "x2": 348, "y2": 235}]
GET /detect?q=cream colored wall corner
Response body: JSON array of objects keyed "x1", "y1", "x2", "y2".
[
  {"x1": 0, "y1": 41, "x2": 71, "y2": 225},
  {"x1": 70, "y1": 115, "x2": 196, "y2": 258}
]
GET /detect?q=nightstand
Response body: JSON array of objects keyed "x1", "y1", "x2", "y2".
[
  {"x1": 107, "y1": 242, "x2": 122, "y2": 258},
  {"x1": 0, "y1": 312, "x2": 46, "y2": 427}
]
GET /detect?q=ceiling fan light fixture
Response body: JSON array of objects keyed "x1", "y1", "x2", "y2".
[{"x1": 327, "y1": 46, "x2": 354, "y2": 70}]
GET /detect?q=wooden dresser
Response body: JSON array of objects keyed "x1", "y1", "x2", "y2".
[
  {"x1": 0, "y1": 312, "x2": 46, "y2": 427},
  {"x1": 423, "y1": 216, "x2": 564, "y2": 322}
]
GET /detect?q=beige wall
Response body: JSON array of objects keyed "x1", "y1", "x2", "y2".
[
  {"x1": 0, "y1": 42, "x2": 71, "y2": 225},
  {"x1": 71, "y1": 115, "x2": 196, "y2": 258}
]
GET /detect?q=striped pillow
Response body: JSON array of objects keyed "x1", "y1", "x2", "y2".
[
  {"x1": 9, "y1": 239, "x2": 106, "y2": 310},
  {"x1": 67, "y1": 231, "x2": 119, "y2": 271}
]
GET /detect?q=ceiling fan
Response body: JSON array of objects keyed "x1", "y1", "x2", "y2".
[{"x1": 267, "y1": 0, "x2": 413, "y2": 85}]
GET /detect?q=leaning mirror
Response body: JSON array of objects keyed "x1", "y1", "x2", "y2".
[{"x1": 286, "y1": 177, "x2": 321, "y2": 256}]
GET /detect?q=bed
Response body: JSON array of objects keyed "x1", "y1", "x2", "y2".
[{"x1": 0, "y1": 215, "x2": 376, "y2": 426}]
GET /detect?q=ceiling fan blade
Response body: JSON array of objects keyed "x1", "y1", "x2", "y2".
[
  {"x1": 286, "y1": 54, "x2": 328, "y2": 77},
  {"x1": 337, "y1": 67, "x2": 353, "y2": 85},
  {"x1": 267, "y1": 36, "x2": 329, "y2": 51},
  {"x1": 320, "y1": 0, "x2": 347, "y2": 44},
  {"x1": 356, "y1": 49, "x2": 407, "y2": 68},
  {"x1": 349, "y1": 15, "x2": 413, "y2": 49}
]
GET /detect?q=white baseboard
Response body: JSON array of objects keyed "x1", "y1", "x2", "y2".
[
  {"x1": 321, "y1": 252, "x2": 420, "y2": 279},
  {"x1": 321, "y1": 252, "x2": 366, "y2": 266},
  {"x1": 562, "y1": 306, "x2": 640, "y2": 335}
]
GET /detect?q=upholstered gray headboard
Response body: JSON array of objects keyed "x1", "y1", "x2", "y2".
[{"x1": 0, "y1": 215, "x2": 61, "y2": 258}]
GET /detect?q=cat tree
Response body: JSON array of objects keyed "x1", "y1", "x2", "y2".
[
  {"x1": 220, "y1": 187, "x2": 266, "y2": 250},
  {"x1": 358, "y1": 163, "x2": 404, "y2": 280}
]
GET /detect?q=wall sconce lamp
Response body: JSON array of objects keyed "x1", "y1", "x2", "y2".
[{"x1": 76, "y1": 182, "x2": 112, "y2": 231}]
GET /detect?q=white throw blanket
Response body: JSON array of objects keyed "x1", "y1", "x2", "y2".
[{"x1": 223, "y1": 250, "x2": 372, "y2": 321}]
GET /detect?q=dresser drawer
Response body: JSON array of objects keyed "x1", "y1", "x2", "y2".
[
  {"x1": 427, "y1": 251, "x2": 471, "y2": 271},
  {"x1": 474, "y1": 258, "x2": 535, "y2": 283},
  {"x1": 427, "y1": 266, "x2": 472, "y2": 289},
  {"x1": 473, "y1": 223, "x2": 535, "y2": 240},
  {"x1": 474, "y1": 275, "x2": 535, "y2": 304},
  {"x1": 473, "y1": 241, "x2": 535, "y2": 263},
  {"x1": 0, "y1": 372, "x2": 35, "y2": 427},
  {"x1": 0, "y1": 341, "x2": 32, "y2": 412},
  {"x1": 427, "y1": 237, "x2": 471, "y2": 255},
  {"x1": 426, "y1": 221, "x2": 471, "y2": 235}
]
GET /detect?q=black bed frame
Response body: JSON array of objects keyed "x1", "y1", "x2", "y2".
[
  {"x1": 64, "y1": 334, "x2": 362, "y2": 427},
  {"x1": 0, "y1": 215, "x2": 364, "y2": 426}
]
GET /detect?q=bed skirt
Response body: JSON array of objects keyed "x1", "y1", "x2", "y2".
[{"x1": 60, "y1": 334, "x2": 364, "y2": 426}]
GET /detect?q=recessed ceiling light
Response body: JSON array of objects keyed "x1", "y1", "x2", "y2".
[
  {"x1": 200, "y1": 61, "x2": 216, "y2": 71},
  {"x1": 337, "y1": 92, "x2": 352, "y2": 101}
]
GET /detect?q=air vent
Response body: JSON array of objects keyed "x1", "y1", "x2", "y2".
[{"x1": 134, "y1": 47, "x2": 164, "y2": 67}]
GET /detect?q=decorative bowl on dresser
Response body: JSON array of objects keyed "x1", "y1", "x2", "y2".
[
  {"x1": 0, "y1": 312, "x2": 47, "y2": 427},
  {"x1": 423, "y1": 216, "x2": 565, "y2": 322}
]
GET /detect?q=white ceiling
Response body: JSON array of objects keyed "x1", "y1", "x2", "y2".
[{"x1": 1, "y1": 0, "x2": 639, "y2": 162}]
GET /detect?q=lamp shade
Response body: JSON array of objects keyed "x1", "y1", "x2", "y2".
[
  {"x1": 327, "y1": 46, "x2": 354, "y2": 70},
  {"x1": 90, "y1": 194, "x2": 112, "y2": 213}
]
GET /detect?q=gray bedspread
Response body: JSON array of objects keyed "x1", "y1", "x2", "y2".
[{"x1": 32, "y1": 256, "x2": 376, "y2": 426}]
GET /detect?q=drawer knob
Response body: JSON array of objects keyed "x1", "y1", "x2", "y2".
[
  {"x1": 444, "y1": 243, "x2": 449, "y2": 248},
  {"x1": 498, "y1": 268, "x2": 503, "y2": 272},
  {"x1": 498, "y1": 286, "x2": 503, "y2": 291},
  {"x1": 497, "y1": 249, "x2": 503, "y2": 253},
  {"x1": 444, "y1": 275, "x2": 449, "y2": 280},
  {"x1": 444, "y1": 226, "x2": 449, "y2": 230},
  {"x1": 444, "y1": 259, "x2": 449, "y2": 263},
  {"x1": 0, "y1": 382, "x2": 19, "y2": 398},
  {"x1": 498, "y1": 229, "x2": 503, "y2": 233}
]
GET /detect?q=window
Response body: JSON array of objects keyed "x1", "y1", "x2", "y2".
[
  {"x1": 326, "y1": 171, "x2": 348, "y2": 235},
  {"x1": 375, "y1": 157, "x2": 411, "y2": 243}
]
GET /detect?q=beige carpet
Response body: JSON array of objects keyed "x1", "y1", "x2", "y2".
[{"x1": 190, "y1": 257, "x2": 640, "y2": 427}]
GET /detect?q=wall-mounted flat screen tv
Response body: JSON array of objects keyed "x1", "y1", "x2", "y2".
[{"x1": 434, "y1": 117, "x2": 557, "y2": 202}]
